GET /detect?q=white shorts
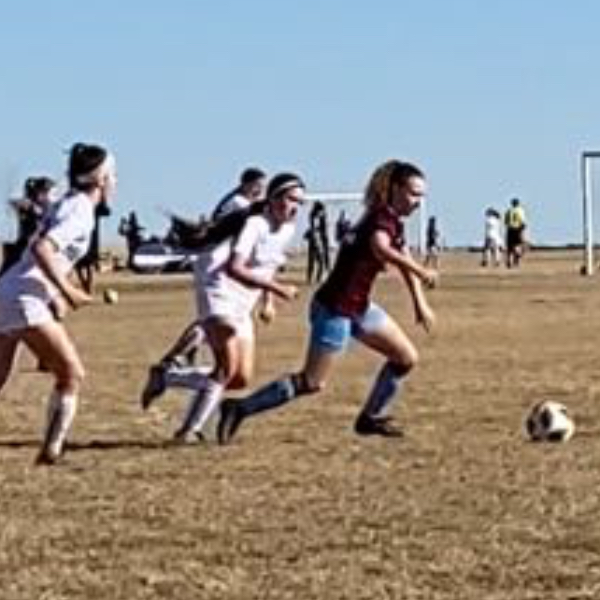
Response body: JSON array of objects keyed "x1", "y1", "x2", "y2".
[
  {"x1": 0, "y1": 294, "x2": 55, "y2": 334},
  {"x1": 195, "y1": 280, "x2": 255, "y2": 341}
]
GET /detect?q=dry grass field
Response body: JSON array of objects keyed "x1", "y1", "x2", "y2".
[{"x1": 1, "y1": 250, "x2": 600, "y2": 599}]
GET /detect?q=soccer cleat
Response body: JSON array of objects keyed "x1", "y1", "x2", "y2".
[
  {"x1": 34, "y1": 447, "x2": 63, "y2": 466},
  {"x1": 354, "y1": 414, "x2": 404, "y2": 438},
  {"x1": 217, "y1": 400, "x2": 244, "y2": 445},
  {"x1": 171, "y1": 429, "x2": 206, "y2": 445},
  {"x1": 140, "y1": 364, "x2": 167, "y2": 410}
]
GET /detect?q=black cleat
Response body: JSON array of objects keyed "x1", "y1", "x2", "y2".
[
  {"x1": 217, "y1": 400, "x2": 244, "y2": 445},
  {"x1": 34, "y1": 447, "x2": 63, "y2": 466},
  {"x1": 354, "y1": 414, "x2": 404, "y2": 438},
  {"x1": 140, "y1": 364, "x2": 167, "y2": 410}
]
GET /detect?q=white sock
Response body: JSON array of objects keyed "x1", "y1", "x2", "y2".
[
  {"x1": 164, "y1": 366, "x2": 211, "y2": 391},
  {"x1": 43, "y1": 391, "x2": 78, "y2": 457},
  {"x1": 178, "y1": 379, "x2": 224, "y2": 437}
]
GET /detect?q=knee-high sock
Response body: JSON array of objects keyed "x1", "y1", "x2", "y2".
[
  {"x1": 360, "y1": 362, "x2": 408, "y2": 419},
  {"x1": 164, "y1": 366, "x2": 211, "y2": 391},
  {"x1": 178, "y1": 378, "x2": 224, "y2": 436},
  {"x1": 42, "y1": 391, "x2": 78, "y2": 456},
  {"x1": 161, "y1": 324, "x2": 206, "y2": 366},
  {"x1": 239, "y1": 376, "x2": 298, "y2": 418}
]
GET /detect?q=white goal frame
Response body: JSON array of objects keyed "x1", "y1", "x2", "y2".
[{"x1": 582, "y1": 151, "x2": 600, "y2": 275}]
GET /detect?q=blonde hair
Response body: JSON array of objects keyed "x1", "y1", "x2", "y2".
[{"x1": 364, "y1": 159, "x2": 424, "y2": 211}]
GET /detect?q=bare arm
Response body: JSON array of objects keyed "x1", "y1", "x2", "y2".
[
  {"x1": 226, "y1": 253, "x2": 297, "y2": 301},
  {"x1": 371, "y1": 230, "x2": 436, "y2": 331},
  {"x1": 257, "y1": 290, "x2": 276, "y2": 324},
  {"x1": 32, "y1": 237, "x2": 91, "y2": 309},
  {"x1": 398, "y1": 266, "x2": 436, "y2": 332},
  {"x1": 370, "y1": 230, "x2": 437, "y2": 286}
]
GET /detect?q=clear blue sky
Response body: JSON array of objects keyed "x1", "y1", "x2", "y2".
[{"x1": 2, "y1": 0, "x2": 600, "y2": 246}]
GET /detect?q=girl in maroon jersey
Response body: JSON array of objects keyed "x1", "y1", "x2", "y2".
[{"x1": 218, "y1": 159, "x2": 438, "y2": 443}]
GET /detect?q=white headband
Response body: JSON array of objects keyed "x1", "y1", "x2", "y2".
[
  {"x1": 269, "y1": 179, "x2": 304, "y2": 200},
  {"x1": 75, "y1": 153, "x2": 117, "y2": 187}
]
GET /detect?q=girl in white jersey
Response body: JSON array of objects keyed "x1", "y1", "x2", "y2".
[
  {"x1": 143, "y1": 167, "x2": 267, "y2": 372},
  {"x1": 142, "y1": 173, "x2": 305, "y2": 443},
  {"x1": 0, "y1": 143, "x2": 117, "y2": 465}
]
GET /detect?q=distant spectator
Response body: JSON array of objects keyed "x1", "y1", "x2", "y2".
[
  {"x1": 481, "y1": 208, "x2": 503, "y2": 267},
  {"x1": 335, "y1": 209, "x2": 352, "y2": 245},
  {"x1": 118, "y1": 211, "x2": 145, "y2": 269},
  {"x1": 1, "y1": 176, "x2": 55, "y2": 275},
  {"x1": 314, "y1": 201, "x2": 330, "y2": 272},
  {"x1": 424, "y1": 216, "x2": 441, "y2": 268},
  {"x1": 504, "y1": 198, "x2": 527, "y2": 268},
  {"x1": 305, "y1": 201, "x2": 329, "y2": 284}
]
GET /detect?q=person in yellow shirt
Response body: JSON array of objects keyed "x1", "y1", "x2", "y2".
[{"x1": 504, "y1": 198, "x2": 527, "y2": 268}]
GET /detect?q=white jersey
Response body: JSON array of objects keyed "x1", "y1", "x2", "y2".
[
  {"x1": 225, "y1": 214, "x2": 295, "y2": 310},
  {"x1": 195, "y1": 213, "x2": 295, "y2": 324},
  {"x1": 0, "y1": 192, "x2": 95, "y2": 332},
  {"x1": 484, "y1": 214, "x2": 503, "y2": 245}
]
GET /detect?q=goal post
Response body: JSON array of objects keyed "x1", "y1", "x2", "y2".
[{"x1": 582, "y1": 151, "x2": 600, "y2": 276}]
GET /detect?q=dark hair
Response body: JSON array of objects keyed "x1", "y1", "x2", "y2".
[
  {"x1": 240, "y1": 167, "x2": 266, "y2": 187},
  {"x1": 24, "y1": 176, "x2": 55, "y2": 199},
  {"x1": 365, "y1": 160, "x2": 424, "y2": 210},
  {"x1": 68, "y1": 143, "x2": 107, "y2": 190},
  {"x1": 266, "y1": 172, "x2": 305, "y2": 201}
]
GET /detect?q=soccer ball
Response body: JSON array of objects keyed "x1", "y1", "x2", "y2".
[
  {"x1": 525, "y1": 401, "x2": 575, "y2": 442},
  {"x1": 103, "y1": 288, "x2": 119, "y2": 305}
]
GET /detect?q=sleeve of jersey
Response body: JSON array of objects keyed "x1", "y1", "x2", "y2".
[
  {"x1": 232, "y1": 216, "x2": 263, "y2": 261},
  {"x1": 372, "y1": 210, "x2": 400, "y2": 243},
  {"x1": 43, "y1": 201, "x2": 83, "y2": 252}
]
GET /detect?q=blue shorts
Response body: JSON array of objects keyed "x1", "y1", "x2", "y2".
[{"x1": 309, "y1": 299, "x2": 389, "y2": 353}]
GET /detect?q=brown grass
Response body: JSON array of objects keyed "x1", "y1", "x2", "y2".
[{"x1": 1, "y1": 250, "x2": 600, "y2": 599}]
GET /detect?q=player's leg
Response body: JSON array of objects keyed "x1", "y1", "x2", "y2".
[
  {"x1": 160, "y1": 320, "x2": 205, "y2": 367},
  {"x1": 218, "y1": 300, "x2": 349, "y2": 444},
  {"x1": 0, "y1": 334, "x2": 20, "y2": 395},
  {"x1": 21, "y1": 321, "x2": 85, "y2": 464},
  {"x1": 352, "y1": 304, "x2": 418, "y2": 436},
  {"x1": 140, "y1": 263, "x2": 212, "y2": 408},
  {"x1": 227, "y1": 320, "x2": 255, "y2": 390},
  {"x1": 139, "y1": 319, "x2": 209, "y2": 410},
  {"x1": 174, "y1": 318, "x2": 239, "y2": 441}
]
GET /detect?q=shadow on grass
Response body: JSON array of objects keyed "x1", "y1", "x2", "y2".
[{"x1": 0, "y1": 438, "x2": 174, "y2": 452}]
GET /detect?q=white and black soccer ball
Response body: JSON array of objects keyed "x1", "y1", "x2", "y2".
[
  {"x1": 103, "y1": 288, "x2": 119, "y2": 305},
  {"x1": 525, "y1": 401, "x2": 575, "y2": 442}
]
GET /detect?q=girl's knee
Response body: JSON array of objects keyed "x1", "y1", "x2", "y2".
[
  {"x1": 228, "y1": 372, "x2": 251, "y2": 390},
  {"x1": 56, "y1": 360, "x2": 85, "y2": 392},
  {"x1": 393, "y1": 346, "x2": 419, "y2": 373},
  {"x1": 406, "y1": 347, "x2": 419, "y2": 370},
  {"x1": 214, "y1": 364, "x2": 250, "y2": 390}
]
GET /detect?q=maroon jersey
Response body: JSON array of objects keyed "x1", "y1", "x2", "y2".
[{"x1": 315, "y1": 205, "x2": 404, "y2": 317}]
